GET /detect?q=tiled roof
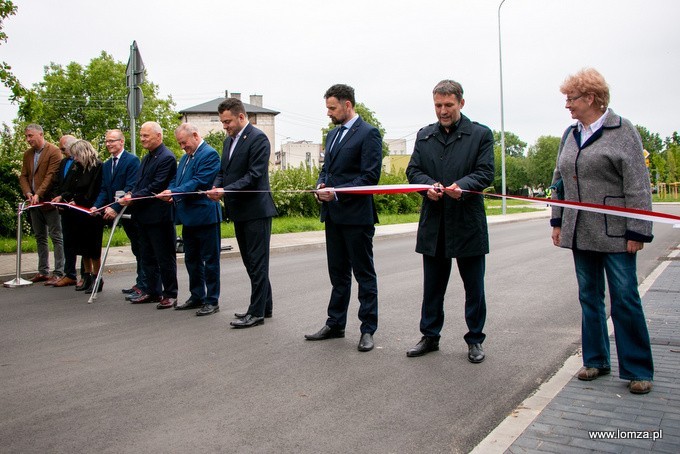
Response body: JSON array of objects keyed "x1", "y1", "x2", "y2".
[{"x1": 179, "y1": 98, "x2": 279, "y2": 115}]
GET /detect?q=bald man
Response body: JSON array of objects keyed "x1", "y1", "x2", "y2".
[{"x1": 120, "y1": 122, "x2": 178, "y2": 307}]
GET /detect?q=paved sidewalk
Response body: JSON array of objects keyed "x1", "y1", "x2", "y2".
[{"x1": 475, "y1": 250, "x2": 680, "y2": 453}]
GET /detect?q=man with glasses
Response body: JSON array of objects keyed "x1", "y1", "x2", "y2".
[
  {"x1": 19, "y1": 124, "x2": 65, "y2": 284},
  {"x1": 91, "y1": 129, "x2": 143, "y2": 298}
]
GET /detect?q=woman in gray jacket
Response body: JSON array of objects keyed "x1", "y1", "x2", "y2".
[{"x1": 551, "y1": 68, "x2": 654, "y2": 394}]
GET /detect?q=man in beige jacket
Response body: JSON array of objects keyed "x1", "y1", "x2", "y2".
[{"x1": 19, "y1": 124, "x2": 65, "y2": 284}]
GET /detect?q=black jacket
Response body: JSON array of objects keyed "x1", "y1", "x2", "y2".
[{"x1": 406, "y1": 115, "x2": 495, "y2": 258}]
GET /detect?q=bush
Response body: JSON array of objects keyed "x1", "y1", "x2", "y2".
[
  {"x1": 0, "y1": 125, "x2": 30, "y2": 237},
  {"x1": 374, "y1": 171, "x2": 422, "y2": 215},
  {"x1": 270, "y1": 165, "x2": 320, "y2": 218}
]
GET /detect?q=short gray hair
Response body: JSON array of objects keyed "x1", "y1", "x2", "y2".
[
  {"x1": 25, "y1": 124, "x2": 44, "y2": 133},
  {"x1": 433, "y1": 80, "x2": 464, "y2": 102},
  {"x1": 175, "y1": 123, "x2": 199, "y2": 136}
]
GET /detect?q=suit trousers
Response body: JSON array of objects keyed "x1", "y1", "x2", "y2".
[
  {"x1": 420, "y1": 253, "x2": 487, "y2": 344},
  {"x1": 324, "y1": 218, "x2": 378, "y2": 334},
  {"x1": 29, "y1": 208, "x2": 65, "y2": 277},
  {"x1": 234, "y1": 217, "x2": 273, "y2": 317},
  {"x1": 137, "y1": 221, "x2": 178, "y2": 298},
  {"x1": 182, "y1": 223, "x2": 221, "y2": 306},
  {"x1": 121, "y1": 218, "x2": 146, "y2": 289}
]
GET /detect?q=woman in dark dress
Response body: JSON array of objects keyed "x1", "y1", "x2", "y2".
[{"x1": 52, "y1": 140, "x2": 104, "y2": 293}]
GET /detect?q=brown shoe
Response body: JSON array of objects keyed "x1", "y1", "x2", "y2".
[
  {"x1": 44, "y1": 275, "x2": 61, "y2": 286},
  {"x1": 629, "y1": 380, "x2": 653, "y2": 394},
  {"x1": 54, "y1": 276, "x2": 77, "y2": 287},
  {"x1": 30, "y1": 273, "x2": 50, "y2": 283},
  {"x1": 577, "y1": 366, "x2": 611, "y2": 381}
]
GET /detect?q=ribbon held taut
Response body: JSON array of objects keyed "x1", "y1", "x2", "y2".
[{"x1": 18, "y1": 184, "x2": 680, "y2": 226}]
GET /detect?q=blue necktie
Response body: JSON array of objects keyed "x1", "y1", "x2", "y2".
[
  {"x1": 111, "y1": 156, "x2": 118, "y2": 175},
  {"x1": 330, "y1": 126, "x2": 346, "y2": 155}
]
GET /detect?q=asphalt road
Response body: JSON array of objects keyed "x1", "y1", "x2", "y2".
[{"x1": 1, "y1": 208, "x2": 678, "y2": 454}]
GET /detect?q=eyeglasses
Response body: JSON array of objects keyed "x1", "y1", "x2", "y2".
[
  {"x1": 105, "y1": 139, "x2": 122, "y2": 143},
  {"x1": 565, "y1": 94, "x2": 584, "y2": 104}
]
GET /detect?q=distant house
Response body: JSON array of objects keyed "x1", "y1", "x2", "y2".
[
  {"x1": 179, "y1": 91, "x2": 279, "y2": 164},
  {"x1": 275, "y1": 141, "x2": 323, "y2": 170},
  {"x1": 382, "y1": 138, "x2": 411, "y2": 174}
]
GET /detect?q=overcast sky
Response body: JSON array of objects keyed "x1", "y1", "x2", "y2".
[{"x1": 1, "y1": 0, "x2": 679, "y2": 151}]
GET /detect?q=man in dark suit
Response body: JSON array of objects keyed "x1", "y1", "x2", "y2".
[
  {"x1": 405, "y1": 79, "x2": 495, "y2": 363},
  {"x1": 91, "y1": 129, "x2": 143, "y2": 298},
  {"x1": 119, "y1": 121, "x2": 178, "y2": 307},
  {"x1": 305, "y1": 84, "x2": 383, "y2": 352},
  {"x1": 207, "y1": 97, "x2": 278, "y2": 329},
  {"x1": 157, "y1": 123, "x2": 221, "y2": 315}
]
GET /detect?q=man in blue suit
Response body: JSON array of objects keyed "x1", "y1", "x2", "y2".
[
  {"x1": 119, "y1": 122, "x2": 178, "y2": 307},
  {"x1": 305, "y1": 84, "x2": 383, "y2": 352},
  {"x1": 91, "y1": 129, "x2": 143, "y2": 297},
  {"x1": 207, "y1": 97, "x2": 278, "y2": 329},
  {"x1": 157, "y1": 123, "x2": 221, "y2": 315}
]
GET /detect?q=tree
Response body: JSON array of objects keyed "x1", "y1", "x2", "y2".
[
  {"x1": 0, "y1": 0, "x2": 27, "y2": 104},
  {"x1": 636, "y1": 125, "x2": 663, "y2": 156},
  {"x1": 526, "y1": 135, "x2": 561, "y2": 189},
  {"x1": 18, "y1": 51, "x2": 180, "y2": 156},
  {"x1": 204, "y1": 130, "x2": 226, "y2": 155},
  {"x1": 321, "y1": 102, "x2": 389, "y2": 158},
  {"x1": 493, "y1": 130, "x2": 527, "y2": 158}
]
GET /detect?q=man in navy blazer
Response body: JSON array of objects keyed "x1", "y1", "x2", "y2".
[
  {"x1": 91, "y1": 129, "x2": 143, "y2": 297},
  {"x1": 157, "y1": 123, "x2": 222, "y2": 315},
  {"x1": 208, "y1": 97, "x2": 278, "y2": 329},
  {"x1": 305, "y1": 84, "x2": 382, "y2": 352},
  {"x1": 119, "y1": 122, "x2": 178, "y2": 307}
]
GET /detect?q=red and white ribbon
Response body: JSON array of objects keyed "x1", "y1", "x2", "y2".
[{"x1": 19, "y1": 184, "x2": 680, "y2": 226}]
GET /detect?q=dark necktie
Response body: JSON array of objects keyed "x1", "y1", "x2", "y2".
[
  {"x1": 330, "y1": 126, "x2": 346, "y2": 155},
  {"x1": 111, "y1": 156, "x2": 118, "y2": 175},
  {"x1": 180, "y1": 154, "x2": 193, "y2": 179}
]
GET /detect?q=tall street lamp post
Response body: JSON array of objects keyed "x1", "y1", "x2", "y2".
[{"x1": 498, "y1": 0, "x2": 508, "y2": 214}]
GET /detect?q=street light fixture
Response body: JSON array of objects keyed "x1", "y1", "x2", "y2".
[{"x1": 498, "y1": 0, "x2": 508, "y2": 215}]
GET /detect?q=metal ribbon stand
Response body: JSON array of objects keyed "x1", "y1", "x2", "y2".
[
  {"x1": 88, "y1": 206, "x2": 127, "y2": 303},
  {"x1": 4, "y1": 202, "x2": 33, "y2": 288}
]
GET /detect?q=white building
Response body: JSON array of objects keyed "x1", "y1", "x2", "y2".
[
  {"x1": 276, "y1": 141, "x2": 323, "y2": 170},
  {"x1": 179, "y1": 91, "x2": 279, "y2": 164}
]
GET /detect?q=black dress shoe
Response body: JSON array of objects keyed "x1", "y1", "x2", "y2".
[
  {"x1": 196, "y1": 304, "x2": 220, "y2": 316},
  {"x1": 304, "y1": 325, "x2": 345, "y2": 341},
  {"x1": 234, "y1": 311, "x2": 272, "y2": 319},
  {"x1": 176, "y1": 299, "x2": 203, "y2": 310},
  {"x1": 406, "y1": 336, "x2": 440, "y2": 357},
  {"x1": 84, "y1": 278, "x2": 103, "y2": 294},
  {"x1": 358, "y1": 333, "x2": 374, "y2": 352},
  {"x1": 230, "y1": 314, "x2": 264, "y2": 328},
  {"x1": 130, "y1": 293, "x2": 162, "y2": 304},
  {"x1": 468, "y1": 343, "x2": 485, "y2": 363}
]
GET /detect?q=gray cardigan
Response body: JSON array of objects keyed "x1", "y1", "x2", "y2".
[{"x1": 550, "y1": 109, "x2": 653, "y2": 253}]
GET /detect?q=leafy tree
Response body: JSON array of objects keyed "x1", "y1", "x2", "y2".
[
  {"x1": 493, "y1": 130, "x2": 527, "y2": 158},
  {"x1": 636, "y1": 125, "x2": 663, "y2": 156},
  {"x1": 0, "y1": 0, "x2": 27, "y2": 105},
  {"x1": 526, "y1": 135, "x2": 561, "y2": 189},
  {"x1": 18, "y1": 51, "x2": 180, "y2": 156},
  {"x1": 321, "y1": 102, "x2": 389, "y2": 158},
  {"x1": 204, "y1": 130, "x2": 226, "y2": 155}
]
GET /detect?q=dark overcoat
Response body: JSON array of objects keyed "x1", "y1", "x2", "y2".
[{"x1": 406, "y1": 115, "x2": 495, "y2": 258}]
